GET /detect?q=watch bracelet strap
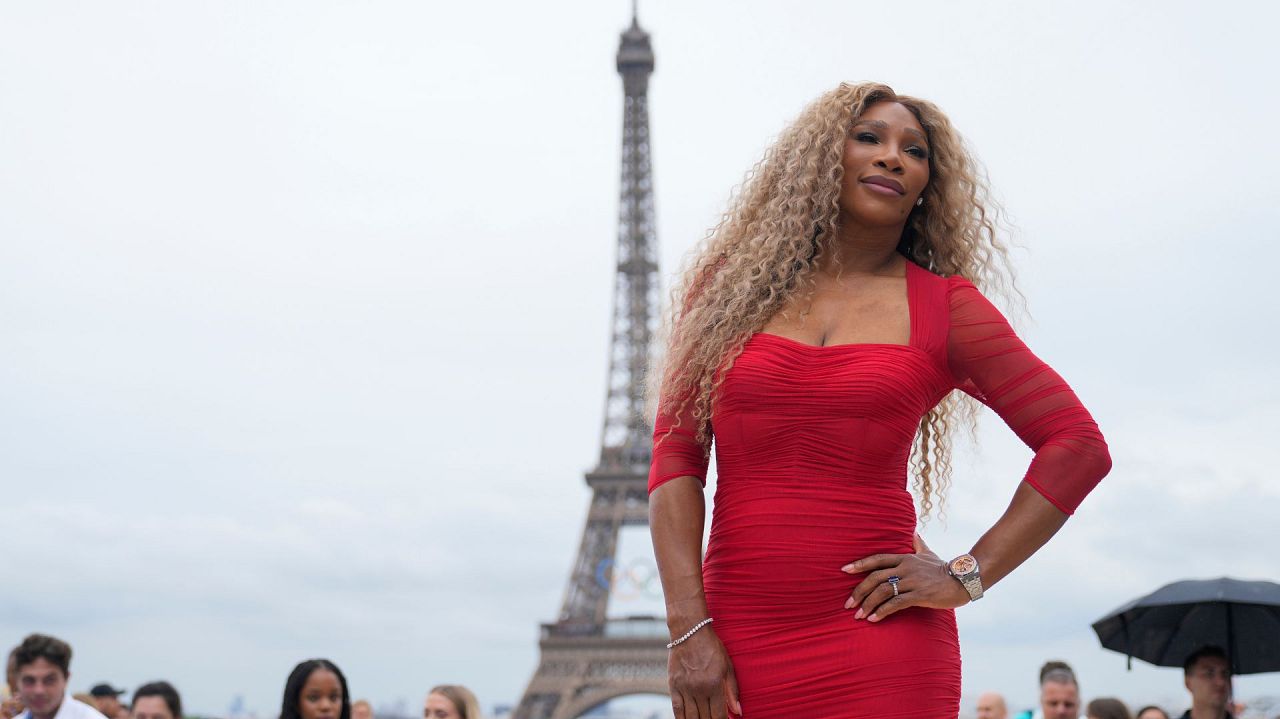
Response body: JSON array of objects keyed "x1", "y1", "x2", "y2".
[{"x1": 960, "y1": 573, "x2": 984, "y2": 601}]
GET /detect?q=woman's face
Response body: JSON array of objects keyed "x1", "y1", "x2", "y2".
[
  {"x1": 838, "y1": 100, "x2": 931, "y2": 229},
  {"x1": 297, "y1": 669, "x2": 343, "y2": 719},
  {"x1": 423, "y1": 693, "x2": 460, "y2": 719},
  {"x1": 130, "y1": 696, "x2": 174, "y2": 719}
]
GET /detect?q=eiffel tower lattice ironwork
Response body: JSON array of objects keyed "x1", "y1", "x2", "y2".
[{"x1": 512, "y1": 9, "x2": 670, "y2": 719}]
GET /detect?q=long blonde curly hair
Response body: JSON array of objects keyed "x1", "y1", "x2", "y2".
[{"x1": 653, "y1": 82, "x2": 1018, "y2": 519}]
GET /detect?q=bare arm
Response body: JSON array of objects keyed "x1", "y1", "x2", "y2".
[
  {"x1": 650, "y1": 475, "x2": 711, "y2": 632},
  {"x1": 971, "y1": 481, "x2": 1069, "y2": 588},
  {"x1": 650, "y1": 476, "x2": 741, "y2": 719}
]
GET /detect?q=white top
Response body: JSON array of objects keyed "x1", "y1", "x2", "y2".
[{"x1": 15, "y1": 696, "x2": 108, "y2": 719}]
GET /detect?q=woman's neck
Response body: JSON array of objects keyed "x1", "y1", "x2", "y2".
[{"x1": 825, "y1": 216, "x2": 908, "y2": 276}]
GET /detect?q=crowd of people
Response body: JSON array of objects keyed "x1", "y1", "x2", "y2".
[
  {"x1": 2, "y1": 631, "x2": 1258, "y2": 719},
  {"x1": 1, "y1": 635, "x2": 482, "y2": 719},
  {"x1": 973, "y1": 650, "x2": 1246, "y2": 719}
]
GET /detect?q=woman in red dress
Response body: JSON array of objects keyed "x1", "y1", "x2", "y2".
[{"x1": 647, "y1": 82, "x2": 1112, "y2": 719}]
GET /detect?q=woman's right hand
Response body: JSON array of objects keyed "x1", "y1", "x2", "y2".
[{"x1": 667, "y1": 626, "x2": 741, "y2": 719}]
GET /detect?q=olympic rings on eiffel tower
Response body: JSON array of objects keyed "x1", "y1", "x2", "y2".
[{"x1": 595, "y1": 558, "x2": 663, "y2": 599}]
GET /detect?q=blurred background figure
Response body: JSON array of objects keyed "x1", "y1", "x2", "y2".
[
  {"x1": 1180, "y1": 646, "x2": 1234, "y2": 719},
  {"x1": 977, "y1": 692, "x2": 1009, "y2": 719},
  {"x1": 1039, "y1": 666, "x2": 1083, "y2": 719},
  {"x1": 12, "y1": 634, "x2": 106, "y2": 719},
  {"x1": 1087, "y1": 697, "x2": 1132, "y2": 719},
  {"x1": 1016, "y1": 661, "x2": 1083, "y2": 719},
  {"x1": 88, "y1": 684, "x2": 128, "y2": 719},
  {"x1": 281, "y1": 660, "x2": 350, "y2": 719},
  {"x1": 424, "y1": 686, "x2": 479, "y2": 719},
  {"x1": 350, "y1": 700, "x2": 372, "y2": 719},
  {"x1": 129, "y1": 682, "x2": 182, "y2": 719},
  {"x1": 3, "y1": 651, "x2": 24, "y2": 719},
  {"x1": 1135, "y1": 706, "x2": 1170, "y2": 719}
]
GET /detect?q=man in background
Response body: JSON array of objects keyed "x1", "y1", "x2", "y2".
[
  {"x1": 1015, "y1": 661, "x2": 1083, "y2": 719},
  {"x1": 10, "y1": 634, "x2": 106, "y2": 719},
  {"x1": 977, "y1": 692, "x2": 1009, "y2": 719},
  {"x1": 1179, "y1": 646, "x2": 1234, "y2": 719}
]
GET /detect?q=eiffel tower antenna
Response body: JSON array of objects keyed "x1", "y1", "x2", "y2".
[
  {"x1": 512, "y1": 6, "x2": 668, "y2": 719},
  {"x1": 598, "y1": 0, "x2": 659, "y2": 474}
]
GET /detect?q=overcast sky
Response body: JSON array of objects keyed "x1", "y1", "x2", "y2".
[{"x1": 2, "y1": 1, "x2": 1278, "y2": 717}]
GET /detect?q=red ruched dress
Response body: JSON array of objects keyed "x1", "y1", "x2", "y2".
[{"x1": 648, "y1": 260, "x2": 1111, "y2": 718}]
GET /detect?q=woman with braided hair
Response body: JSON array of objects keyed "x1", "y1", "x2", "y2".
[{"x1": 647, "y1": 82, "x2": 1112, "y2": 718}]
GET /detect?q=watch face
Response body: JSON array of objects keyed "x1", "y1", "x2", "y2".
[{"x1": 950, "y1": 555, "x2": 977, "y2": 575}]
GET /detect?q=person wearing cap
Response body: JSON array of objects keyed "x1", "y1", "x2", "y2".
[
  {"x1": 87, "y1": 687, "x2": 126, "y2": 719},
  {"x1": 10, "y1": 634, "x2": 107, "y2": 719}
]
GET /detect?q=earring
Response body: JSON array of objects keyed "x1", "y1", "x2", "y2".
[{"x1": 915, "y1": 197, "x2": 924, "y2": 206}]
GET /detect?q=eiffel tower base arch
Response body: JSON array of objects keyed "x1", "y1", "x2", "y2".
[{"x1": 514, "y1": 630, "x2": 669, "y2": 719}]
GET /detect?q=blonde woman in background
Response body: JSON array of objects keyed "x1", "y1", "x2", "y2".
[{"x1": 423, "y1": 686, "x2": 480, "y2": 719}]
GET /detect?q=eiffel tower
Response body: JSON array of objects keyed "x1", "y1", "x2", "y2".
[{"x1": 512, "y1": 8, "x2": 669, "y2": 719}]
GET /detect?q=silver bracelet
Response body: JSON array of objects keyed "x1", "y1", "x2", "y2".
[{"x1": 667, "y1": 617, "x2": 714, "y2": 649}]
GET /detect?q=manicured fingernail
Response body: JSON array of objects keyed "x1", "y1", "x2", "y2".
[
  {"x1": 841, "y1": 563, "x2": 856, "y2": 572},
  {"x1": 854, "y1": 608, "x2": 865, "y2": 620},
  {"x1": 868, "y1": 613, "x2": 880, "y2": 623}
]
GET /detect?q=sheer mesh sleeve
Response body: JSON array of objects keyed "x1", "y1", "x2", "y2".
[
  {"x1": 648, "y1": 391, "x2": 710, "y2": 495},
  {"x1": 947, "y1": 277, "x2": 1112, "y2": 514},
  {"x1": 647, "y1": 260, "x2": 724, "y2": 496}
]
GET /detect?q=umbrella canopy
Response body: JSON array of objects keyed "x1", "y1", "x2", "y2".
[{"x1": 1092, "y1": 577, "x2": 1280, "y2": 675}]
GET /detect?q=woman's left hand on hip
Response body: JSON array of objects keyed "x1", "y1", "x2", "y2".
[{"x1": 840, "y1": 532, "x2": 971, "y2": 622}]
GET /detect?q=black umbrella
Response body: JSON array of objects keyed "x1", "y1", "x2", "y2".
[{"x1": 1092, "y1": 577, "x2": 1280, "y2": 675}]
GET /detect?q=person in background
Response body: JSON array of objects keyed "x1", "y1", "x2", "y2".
[
  {"x1": 87, "y1": 686, "x2": 126, "y2": 719},
  {"x1": 1180, "y1": 646, "x2": 1234, "y2": 719},
  {"x1": 1038, "y1": 667, "x2": 1083, "y2": 719},
  {"x1": 1015, "y1": 661, "x2": 1083, "y2": 719},
  {"x1": 130, "y1": 682, "x2": 181, "y2": 719},
  {"x1": 1135, "y1": 706, "x2": 1170, "y2": 719},
  {"x1": 10, "y1": 634, "x2": 106, "y2": 719},
  {"x1": 1087, "y1": 698, "x2": 1132, "y2": 719},
  {"x1": 977, "y1": 692, "x2": 1010, "y2": 719},
  {"x1": 350, "y1": 700, "x2": 372, "y2": 719},
  {"x1": 424, "y1": 686, "x2": 480, "y2": 719},
  {"x1": 3, "y1": 652, "x2": 25, "y2": 719},
  {"x1": 280, "y1": 660, "x2": 350, "y2": 719}
]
